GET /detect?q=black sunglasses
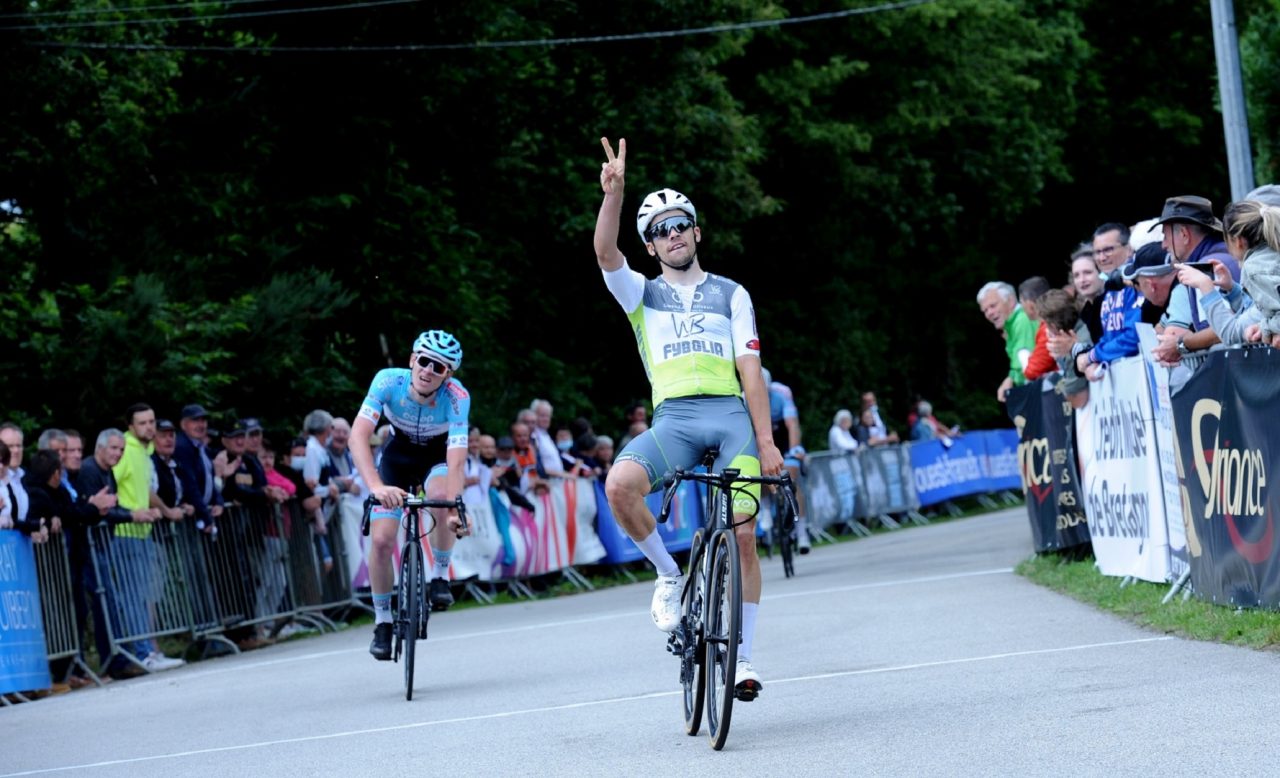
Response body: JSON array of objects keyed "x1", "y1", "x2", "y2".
[
  {"x1": 414, "y1": 354, "x2": 449, "y2": 375},
  {"x1": 645, "y1": 215, "x2": 694, "y2": 242}
]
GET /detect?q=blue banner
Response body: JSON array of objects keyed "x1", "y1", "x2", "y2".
[
  {"x1": 981, "y1": 429, "x2": 1023, "y2": 491},
  {"x1": 910, "y1": 430, "x2": 1019, "y2": 506},
  {"x1": 0, "y1": 532, "x2": 51, "y2": 694},
  {"x1": 594, "y1": 480, "x2": 704, "y2": 564}
]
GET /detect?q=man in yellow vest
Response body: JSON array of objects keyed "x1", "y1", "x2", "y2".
[{"x1": 111, "y1": 403, "x2": 185, "y2": 674}]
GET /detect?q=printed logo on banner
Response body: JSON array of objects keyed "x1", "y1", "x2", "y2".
[
  {"x1": 1093, "y1": 395, "x2": 1147, "y2": 462},
  {"x1": 1013, "y1": 414, "x2": 1053, "y2": 505},
  {"x1": 1187, "y1": 398, "x2": 1272, "y2": 564}
]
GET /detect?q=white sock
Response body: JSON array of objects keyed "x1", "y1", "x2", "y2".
[
  {"x1": 432, "y1": 547, "x2": 452, "y2": 580},
  {"x1": 740, "y1": 602, "x2": 759, "y2": 661},
  {"x1": 372, "y1": 593, "x2": 392, "y2": 625},
  {"x1": 635, "y1": 529, "x2": 680, "y2": 578},
  {"x1": 797, "y1": 516, "x2": 809, "y2": 535}
]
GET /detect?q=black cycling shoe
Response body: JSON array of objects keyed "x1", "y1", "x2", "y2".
[
  {"x1": 429, "y1": 578, "x2": 455, "y2": 611},
  {"x1": 369, "y1": 622, "x2": 393, "y2": 661}
]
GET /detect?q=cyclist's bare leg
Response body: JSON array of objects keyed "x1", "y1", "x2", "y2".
[
  {"x1": 603, "y1": 460, "x2": 657, "y2": 540},
  {"x1": 369, "y1": 518, "x2": 398, "y2": 595},
  {"x1": 733, "y1": 516, "x2": 762, "y2": 602}
]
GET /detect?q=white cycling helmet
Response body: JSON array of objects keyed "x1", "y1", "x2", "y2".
[
  {"x1": 412, "y1": 329, "x2": 463, "y2": 370},
  {"x1": 636, "y1": 188, "x2": 697, "y2": 243}
]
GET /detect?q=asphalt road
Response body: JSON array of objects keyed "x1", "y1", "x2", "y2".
[{"x1": 6, "y1": 508, "x2": 1280, "y2": 777}]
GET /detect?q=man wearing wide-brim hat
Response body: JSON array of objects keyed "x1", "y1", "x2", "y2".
[{"x1": 1149, "y1": 195, "x2": 1241, "y2": 364}]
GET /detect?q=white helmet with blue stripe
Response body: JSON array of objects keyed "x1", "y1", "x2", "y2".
[{"x1": 412, "y1": 329, "x2": 463, "y2": 370}]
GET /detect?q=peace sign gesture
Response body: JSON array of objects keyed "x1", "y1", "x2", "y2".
[{"x1": 599, "y1": 137, "x2": 626, "y2": 195}]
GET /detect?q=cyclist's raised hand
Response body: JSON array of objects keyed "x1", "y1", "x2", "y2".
[
  {"x1": 599, "y1": 137, "x2": 626, "y2": 195},
  {"x1": 372, "y1": 484, "x2": 407, "y2": 509}
]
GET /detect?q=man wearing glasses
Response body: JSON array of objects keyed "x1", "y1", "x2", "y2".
[
  {"x1": 592, "y1": 137, "x2": 783, "y2": 698},
  {"x1": 1090, "y1": 222, "x2": 1133, "y2": 279},
  {"x1": 1075, "y1": 222, "x2": 1143, "y2": 381},
  {"x1": 348, "y1": 330, "x2": 472, "y2": 662}
]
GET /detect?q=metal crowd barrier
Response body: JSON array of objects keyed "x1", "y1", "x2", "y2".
[
  {"x1": 78, "y1": 495, "x2": 369, "y2": 672},
  {"x1": 33, "y1": 532, "x2": 102, "y2": 685},
  {"x1": 89, "y1": 520, "x2": 197, "y2": 673}
]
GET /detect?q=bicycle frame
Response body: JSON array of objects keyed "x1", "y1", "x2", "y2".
[{"x1": 659, "y1": 461, "x2": 797, "y2": 750}]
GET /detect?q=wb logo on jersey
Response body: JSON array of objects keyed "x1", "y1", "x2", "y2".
[{"x1": 672, "y1": 313, "x2": 706, "y2": 338}]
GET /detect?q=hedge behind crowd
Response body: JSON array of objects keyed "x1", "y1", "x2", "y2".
[{"x1": 3, "y1": 0, "x2": 1279, "y2": 442}]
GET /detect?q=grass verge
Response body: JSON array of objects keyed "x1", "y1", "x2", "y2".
[{"x1": 1017, "y1": 552, "x2": 1280, "y2": 651}]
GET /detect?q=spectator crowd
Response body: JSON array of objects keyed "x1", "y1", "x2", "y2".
[{"x1": 974, "y1": 184, "x2": 1280, "y2": 406}]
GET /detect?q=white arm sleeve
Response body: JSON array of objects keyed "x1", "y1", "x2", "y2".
[
  {"x1": 729, "y1": 285, "x2": 760, "y2": 359},
  {"x1": 602, "y1": 259, "x2": 646, "y2": 314}
]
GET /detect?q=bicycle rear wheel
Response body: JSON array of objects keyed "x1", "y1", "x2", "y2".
[
  {"x1": 403, "y1": 540, "x2": 424, "y2": 701},
  {"x1": 704, "y1": 529, "x2": 741, "y2": 751},
  {"x1": 681, "y1": 528, "x2": 707, "y2": 736}
]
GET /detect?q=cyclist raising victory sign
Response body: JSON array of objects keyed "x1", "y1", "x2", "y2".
[
  {"x1": 593, "y1": 137, "x2": 783, "y2": 696},
  {"x1": 349, "y1": 330, "x2": 472, "y2": 662}
]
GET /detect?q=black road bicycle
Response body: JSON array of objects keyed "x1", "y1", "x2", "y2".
[
  {"x1": 362, "y1": 494, "x2": 468, "y2": 701},
  {"x1": 659, "y1": 454, "x2": 798, "y2": 750}
]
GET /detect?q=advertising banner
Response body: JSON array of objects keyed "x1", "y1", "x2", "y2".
[
  {"x1": 1137, "y1": 324, "x2": 1190, "y2": 580},
  {"x1": 1075, "y1": 356, "x2": 1172, "y2": 582},
  {"x1": 1171, "y1": 348, "x2": 1280, "y2": 607},
  {"x1": 909, "y1": 434, "x2": 989, "y2": 506},
  {"x1": 0, "y1": 532, "x2": 52, "y2": 694},
  {"x1": 1006, "y1": 380, "x2": 1089, "y2": 551},
  {"x1": 805, "y1": 451, "x2": 863, "y2": 529}
]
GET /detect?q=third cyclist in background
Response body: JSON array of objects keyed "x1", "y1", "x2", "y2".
[{"x1": 762, "y1": 366, "x2": 810, "y2": 553}]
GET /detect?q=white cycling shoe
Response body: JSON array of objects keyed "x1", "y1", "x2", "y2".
[
  {"x1": 735, "y1": 660, "x2": 763, "y2": 700},
  {"x1": 651, "y1": 573, "x2": 683, "y2": 632}
]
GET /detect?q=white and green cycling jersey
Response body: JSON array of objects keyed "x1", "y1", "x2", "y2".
[{"x1": 603, "y1": 261, "x2": 760, "y2": 407}]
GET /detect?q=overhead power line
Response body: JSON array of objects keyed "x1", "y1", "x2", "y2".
[
  {"x1": 26, "y1": 0, "x2": 939, "y2": 52},
  {"x1": 0, "y1": 0, "x2": 280, "y2": 20},
  {"x1": 4, "y1": 0, "x2": 421, "y2": 30}
]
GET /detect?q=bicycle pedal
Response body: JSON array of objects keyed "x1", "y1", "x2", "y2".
[{"x1": 734, "y1": 681, "x2": 760, "y2": 702}]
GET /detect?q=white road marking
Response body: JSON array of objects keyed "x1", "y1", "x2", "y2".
[{"x1": 2, "y1": 634, "x2": 1173, "y2": 776}]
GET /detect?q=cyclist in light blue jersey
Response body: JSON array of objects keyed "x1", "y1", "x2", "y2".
[{"x1": 349, "y1": 330, "x2": 471, "y2": 662}]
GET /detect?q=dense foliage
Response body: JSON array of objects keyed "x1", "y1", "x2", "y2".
[{"x1": 1, "y1": 0, "x2": 1274, "y2": 447}]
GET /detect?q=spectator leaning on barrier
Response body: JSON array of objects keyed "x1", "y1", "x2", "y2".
[
  {"x1": 0, "y1": 438, "x2": 27, "y2": 533},
  {"x1": 174, "y1": 404, "x2": 220, "y2": 533},
  {"x1": 1074, "y1": 222, "x2": 1144, "y2": 382},
  {"x1": 327, "y1": 418, "x2": 363, "y2": 498},
  {"x1": 855, "y1": 408, "x2": 897, "y2": 447},
  {"x1": 1018, "y1": 276, "x2": 1056, "y2": 381},
  {"x1": 829, "y1": 409, "x2": 859, "y2": 453},
  {"x1": 152, "y1": 419, "x2": 196, "y2": 522},
  {"x1": 1120, "y1": 243, "x2": 1180, "y2": 326},
  {"x1": 858, "y1": 391, "x2": 896, "y2": 442},
  {"x1": 530, "y1": 399, "x2": 564, "y2": 476},
  {"x1": 1145, "y1": 196, "x2": 1239, "y2": 363},
  {"x1": 910, "y1": 401, "x2": 960, "y2": 446},
  {"x1": 977, "y1": 282, "x2": 1036, "y2": 402},
  {"x1": 1038, "y1": 288, "x2": 1090, "y2": 401},
  {"x1": 1070, "y1": 250, "x2": 1105, "y2": 343},
  {"x1": 0, "y1": 423, "x2": 28, "y2": 527},
  {"x1": 1183, "y1": 196, "x2": 1280, "y2": 348},
  {"x1": 19, "y1": 449, "x2": 58, "y2": 543}
]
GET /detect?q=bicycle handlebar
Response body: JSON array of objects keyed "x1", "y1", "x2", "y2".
[
  {"x1": 360, "y1": 495, "x2": 470, "y2": 537},
  {"x1": 657, "y1": 468, "x2": 797, "y2": 525}
]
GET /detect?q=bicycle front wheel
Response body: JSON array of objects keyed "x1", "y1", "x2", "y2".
[
  {"x1": 402, "y1": 540, "x2": 424, "y2": 701},
  {"x1": 681, "y1": 528, "x2": 707, "y2": 736},
  {"x1": 704, "y1": 529, "x2": 741, "y2": 751},
  {"x1": 777, "y1": 492, "x2": 795, "y2": 579}
]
